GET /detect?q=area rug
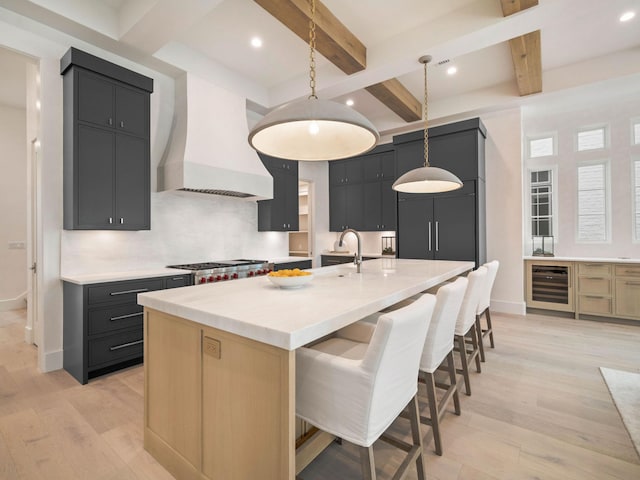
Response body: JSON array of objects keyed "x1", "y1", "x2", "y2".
[{"x1": 600, "y1": 367, "x2": 640, "y2": 458}]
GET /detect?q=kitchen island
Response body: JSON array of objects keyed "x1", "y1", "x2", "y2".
[{"x1": 138, "y1": 258, "x2": 473, "y2": 480}]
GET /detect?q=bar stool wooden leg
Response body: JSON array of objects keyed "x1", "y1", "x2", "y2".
[
  {"x1": 456, "y1": 334, "x2": 472, "y2": 396},
  {"x1": 408, "y1": 395, "x2": 427, "y2": 480},
  {"x1": 445, "y1": 351, "x2": 461, "y2": 415},
  {"x1": 476, "y1": 315, "x2": 486, "y2": 362},
  {"x1": 486, "y1": 309, "x2": 495, "y2": 348},
  {"x1": 359, "y1": 446, "x2": 376, "y2": 480},
  {"x1": 423, "y1": 371, "x2": 442, "y2": 455},
  {"x1": 470, "y1": 325, "x2": 482, "y2": 373}
]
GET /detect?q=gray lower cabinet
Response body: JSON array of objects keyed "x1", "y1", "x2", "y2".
[
  {"x1": 61, "y1": 48, "x2": 153, "y2": 230},
  {"x1": 63, "y1": 274, "x2": 191, "y2": 384},
  {"x1": 273, "y1": 260, "x2": 312, "y2": 271}
]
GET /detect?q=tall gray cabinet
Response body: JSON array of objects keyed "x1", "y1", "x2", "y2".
[
  {"x1": 61, "y1": 47, "x2": 153, "y2": 230},
  {"x1": 394, "y1": 118, "x2": 487, "y2": 267}
]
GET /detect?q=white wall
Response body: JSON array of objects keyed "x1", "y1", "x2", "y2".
[
  {"x1": 481, "y1": 108, "x2": 526, "y2": 315},
  {"x1": 523, "y1": 91, "x2": 640, "y2": 259},
  {"x1": 0, "y1": 105, "x2": 27, "y2": 303}
]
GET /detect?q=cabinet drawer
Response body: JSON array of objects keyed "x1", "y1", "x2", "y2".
[
  {"x1": 88, "y1": 328, "x2": 143, "y2": 367},
  {"x1": 578, "y1": 276, "x2": 611, "y2": 295},
  {"x1": 578, "y1": 295, "x2": 612, "y2": 315},
  {"x1": 88, "y1": 278, "x2": 163, "y2": 305},
  {"x1": 165, "y1": 275, "x2": 193, "y2": 289},
  {"x1": 578, "y1": 263, "x2": 611, "y2": 276},
  {"x1": 614, "y1": 265, "x2": 640, "y2": 277},
  {"x1": 88, "y1": 303, "x2": 143, "y2": 335}
]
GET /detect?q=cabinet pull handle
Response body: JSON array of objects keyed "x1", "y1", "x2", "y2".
[
  {"x1": 428, "y1": 221, "x2": 432, "y2": 252},
  {"x1": 586, "y1": 277, "x2": 605, "y2": 280},
  {"x1": 625, "y1": 281, "x2": 640, "y2": 286},
  {"x1": 110, "y1": 312, "x2": 143, "y2": 321},
  {"x1": 109, "y1": 288, "x2": 149, "y2": 296},
  {"x1": 109, "y1": 217, "x2": 113, "y2": 224},
  {"x1": 435, "y1": 221, "x2": 439, "y2": 252},
  {"x1": 108, "y1": 118, "x2": 113, "y2": 126},
  {"x1": 585, "y1": 295, "x2": 605, "y2": 299},
  {"x1": 171, "y1": 277, "x2": 184, "y2": 281},
  {"x1": 120, "y1": 218, "x2": 124, "y2": 224},
  {"x1": 109, "y1": 339, "x2": 143, "y2": 351},
  {"x1": 120, "y1": 121, "x2": 124, "y2": 128},
  {"x1": 622, "y1": 270, "x2": 640, "y2": 276},
  {"x1": 584, "y1": 263, "x2": 603, "y2": 266}
]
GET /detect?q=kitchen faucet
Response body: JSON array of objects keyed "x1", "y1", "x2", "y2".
[{"x1": 339, "y1": 228, "x2": 362, "y2": 273}]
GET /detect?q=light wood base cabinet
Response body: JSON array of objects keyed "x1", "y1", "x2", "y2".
[
  {"x1": 526, "y1": 260, "x2": 640, "y2": 322},
  {"x1": 144, "y1": 309, "x2": 295, "y2": 480}
]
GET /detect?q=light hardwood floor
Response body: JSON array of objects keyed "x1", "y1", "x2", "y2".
[{"x1": 1, "y1": 308, "x2": 639, "y2": 479}]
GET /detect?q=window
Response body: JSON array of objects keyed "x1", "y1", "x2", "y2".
[
  {"x1": 577, "y1": 126, "x2": 606, "y2": 151},
  {"x1": 634, "y1": 160, "x2": 640, "y2": 241},
  {"x1": 633, "y1": 119, "x2": 640, "y2": 145},
  {"x1": 527, "y1": 135, "x2": 555, "y2": 158},
  {"x1": 577, "y1": 162, "x2": 608, "y2": 242},
  {"x1": 530, "y1": 170, "x2": 553, "y2": 236}
]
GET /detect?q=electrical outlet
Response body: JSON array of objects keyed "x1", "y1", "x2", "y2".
[
  {"x1": 203, "y1": 336, "x2": 221, "y2": 359},
  {"x1": 8, "y1": 241, "x2": 26, "y2": 250}
]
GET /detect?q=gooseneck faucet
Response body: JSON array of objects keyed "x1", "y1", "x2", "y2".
[{"x1": 339, "y1": 228, "x2": 362, "y2": 273}]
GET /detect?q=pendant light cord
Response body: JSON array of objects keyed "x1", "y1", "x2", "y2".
[
  {"x1": 308, "y1": 0, "x2": 317, "y2": 99},
  {"x1": 423, "y1": 59, "x2": 429, "y2": 167}
]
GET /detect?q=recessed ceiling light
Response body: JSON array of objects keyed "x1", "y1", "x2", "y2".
[
  {"x1": 620, "y1": 11, "x2": 635, "y2": 22},
  {"x1": 447, "y1": 66, "x2": 457, "y2": 75},
  {"x1": 346, "y1": 99, "x2": 354, "y2": 106},
  {"x1": 250, "y1": 37, "x2": 263, "y2": 48}
]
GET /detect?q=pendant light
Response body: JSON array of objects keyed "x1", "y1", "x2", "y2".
[
  {"x1": 392, "y1": 56, "x2": 463, "y2": 193},
  {"x1": 248, "y1": 0, "x2": 379, "y2": 161}
]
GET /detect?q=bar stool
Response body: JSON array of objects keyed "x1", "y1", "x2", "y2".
[
  {"x1": 454, "y1": 266, "x2": 487, "y2": 396},
  {"x1": 476, "y1": 260, "x2": 500, "y2": 362},
  {"x1": 296, "y1": 294, "x2": 437, "y2": 480},
  {"x1": 417, "y1": 276, "x2": 467, "y2": 455}
]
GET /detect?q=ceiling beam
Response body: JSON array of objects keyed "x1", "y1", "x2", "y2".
[
  {"x1": 508, "y1": 30, "x2": 542, "y2": 96},
  {"x1": 501, "y1": 1, "x2": 542, "y2": 96},
  {"x1": 253, "y1": 0, "x2": 366, "y2": 74},
  {"x1": 500, "y1": 0, "x2": 539, "y2": 17},
  {"x1": 365, "y1": 79, "x2": 422, "y2": 122}
]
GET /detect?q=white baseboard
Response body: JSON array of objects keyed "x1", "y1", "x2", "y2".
[
  {"x1": 492, "y1": 299, "x2": 526, "y2": 316},
  {"x1": 41, "y1": 349, "x2": 63, "y2": 373},
  {"x1": 24, "y1": 324, "x2": 34, "y2": 344},
  {"x1": 0, "y1": 292, "x2": 27, "y2": 312}
]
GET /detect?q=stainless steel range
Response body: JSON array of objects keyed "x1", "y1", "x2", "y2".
[{"x1": 167, "y1": 259, "x2": 272, "y2": 285}]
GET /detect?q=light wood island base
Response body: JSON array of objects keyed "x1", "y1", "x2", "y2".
[{"x1": 144, "y1": 308, "x2": 295, "y2": 480}]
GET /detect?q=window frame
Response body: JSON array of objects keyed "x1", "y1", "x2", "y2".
[
  {"x1": 525, "y1": 166, "x2": 559, "y2": 247},
  {"x1": 575, "y1": 158, "x2": 611, "y2": 244},
  {"x1": 632, "y1": 117, "x2": 640, "y2": 146},
  {"x1": 526, "y1": 132, "x2": 557, "y2": 159},
  {"x1": 632, "y1": 157, "x2": 640, "y2": 243},
  {"x1": 574, "y1": 124, "x2": 609, "y2": 152}
]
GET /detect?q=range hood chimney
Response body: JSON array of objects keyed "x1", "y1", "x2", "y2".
[{"x1": 159, "y1": 73, "x2": 273, "y2": 200}]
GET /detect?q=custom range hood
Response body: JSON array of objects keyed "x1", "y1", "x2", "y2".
[{"x1": 159, "y1": 73, "x2": 273, "y2": 200}]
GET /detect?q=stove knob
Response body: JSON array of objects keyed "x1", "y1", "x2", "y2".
[
  {"x1": 248, "y1": 271, "x2": 255, "y2": 277},
  {"x1": 216, "y1": 275, "x2": 222, "y2": 281},
  {"x1": 223, "y1": 274, "x2": 229, "y2": 280},
  {"x1": 232, "y1": 273, "x2": 238, "y2": 279},
  {"x1": 199, "y1": 277, "x2": 207, "y2": 284}
]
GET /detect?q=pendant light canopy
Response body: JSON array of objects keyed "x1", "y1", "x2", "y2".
[
  {"x1": 392, "y1": 55, "x2": 463, "y2": 193},
  {"x1": 248, "y1": 0, "x2": 379, "y2": 161}
]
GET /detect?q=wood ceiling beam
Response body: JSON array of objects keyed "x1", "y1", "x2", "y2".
[
  {"x1": 253, "y1": 0, "x2": 366, "y2": 74},
  {"x1": 365, "y1": 79, "x2": 422, "y2": 122},
  {"x1": 501, "y1": 1, "x2": 542, "y2": 96},
  {"x1": 500, "y1": 0, "x2": 539, "y2": 17},
  {"x1": 508, "y1": 30, "x2": 542, "y2": 96}
]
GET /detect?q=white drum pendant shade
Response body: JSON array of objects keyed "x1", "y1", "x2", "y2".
[
  {"x1": 392, "y1": 166, "x2": 463, "y2": 193},
  {"x1": 248, "y1": 97, "x2": 379, "y2": 161}
]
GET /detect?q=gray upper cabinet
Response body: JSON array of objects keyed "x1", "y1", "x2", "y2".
[
  {"x1": 61, "y1": 47, "x2": 153, "y2": 230},
  {"x1": 258, "y1": 154, "x2": 299, "y2": 231}
]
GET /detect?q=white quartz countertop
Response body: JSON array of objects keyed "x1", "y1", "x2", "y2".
[
  {"x1": 61, "y1": 268, "x2": 193, "y2": 285},
  {"x1": 523, "y1": 256, "x2": 640, "y2": 264},
  {"x1": 138, "y1": 258, "x2": 473, "y2": 351}
]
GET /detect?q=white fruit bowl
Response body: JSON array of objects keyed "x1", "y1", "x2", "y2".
[{"x1": 267, "y1": 274, "x2": 314, "y2": 289}]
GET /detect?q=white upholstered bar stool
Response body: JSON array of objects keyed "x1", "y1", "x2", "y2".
[
  {"x1": 296, "y1": 295, "x2": 437, "y2": 480},
  {"x1": 418, "y1": 276, "x2": 467, "y2": 455},
  {"x1": 454, "y1": 266, "x2": 487, "y2": 396},
  {"x1": 476, "y1": 260, "x2": 500, "y2": 362}
]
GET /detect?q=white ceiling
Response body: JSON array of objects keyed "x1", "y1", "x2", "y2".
[{"x1": 1, "y1": 0, "x2": 639, "y2": 135}]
